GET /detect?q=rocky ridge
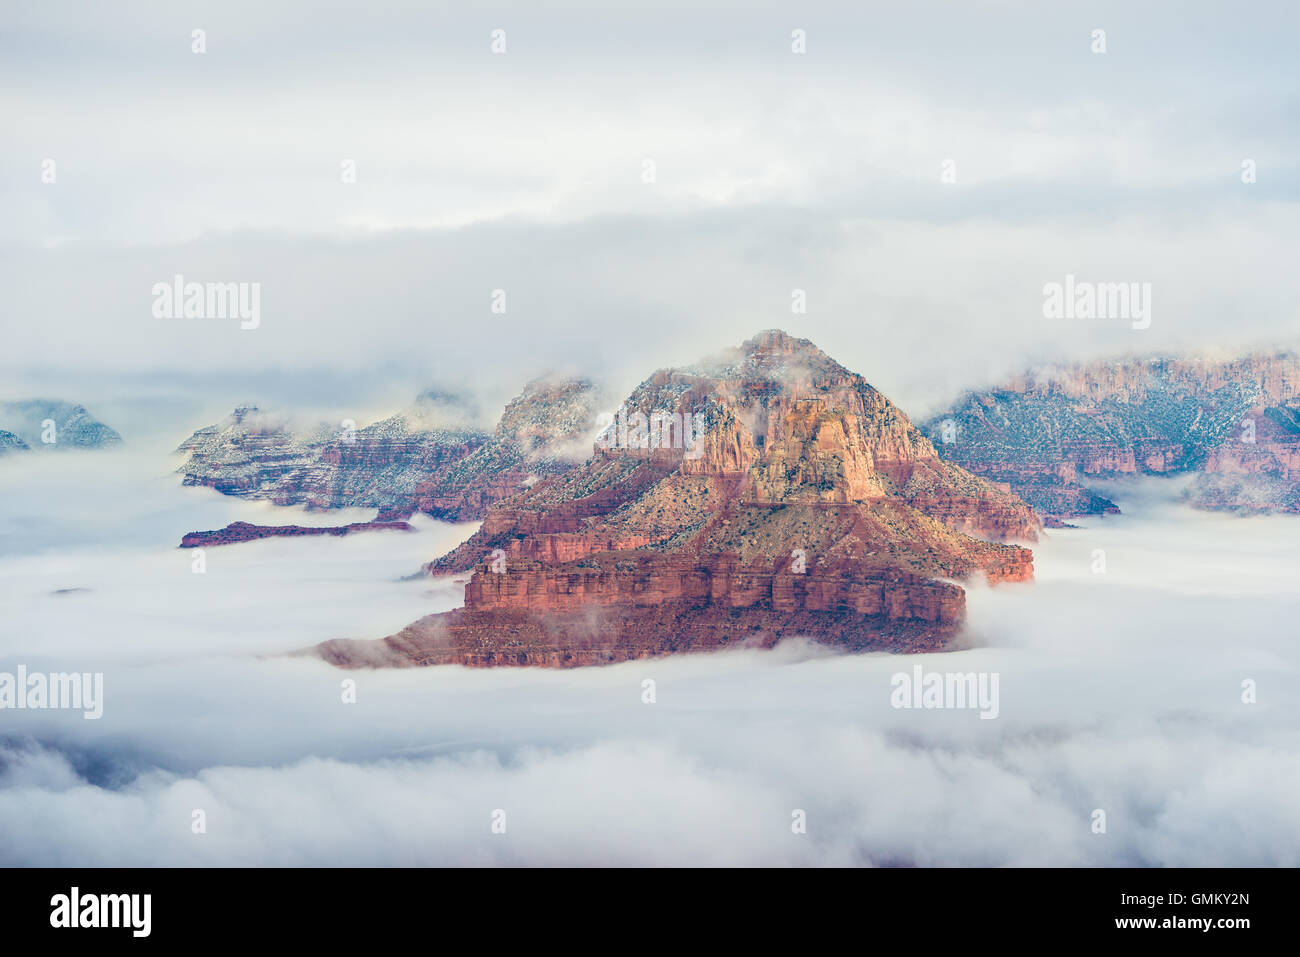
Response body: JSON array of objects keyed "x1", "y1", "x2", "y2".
[
  {"x1": 180, "y1": 519, "x2": 415, "y2": 548},
  {"x1": 923, "y1": 353, "x2": 1300, "y2": 520},
  {"x1": 176, "y1": 380, "x2": 604, "y2": 520}
]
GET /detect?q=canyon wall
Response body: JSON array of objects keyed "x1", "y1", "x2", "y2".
[{"x1": 923, "y1": 353, "x2": 1300, "y2": 519}]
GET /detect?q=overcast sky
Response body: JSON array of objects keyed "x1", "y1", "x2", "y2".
[{"x1": 3, "y1": 0, "x2": 1298, "y2": 419}]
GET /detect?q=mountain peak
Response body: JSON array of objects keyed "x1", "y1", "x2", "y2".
[
  {"x1": 0, "y1": 399, "x2": 122, "y2": 449},
  {"x1": 672, "y1": 330, "x2": 848, "y2": 386},
  {"x1": 321, "y1": 333, "x2": 1041, "y2": 669},
  {"x1": 742, "y1": 328, "x2": 811, "y2": 353}
]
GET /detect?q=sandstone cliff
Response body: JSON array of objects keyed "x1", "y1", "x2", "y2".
[
  {"x1": 412, "y1": 378, "x2": 604, "y2": 518},
  {"x1": 318, "y1": 331, "x2": 1037, "y2": 668}
]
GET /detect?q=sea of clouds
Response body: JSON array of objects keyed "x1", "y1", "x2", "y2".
[
  {"x1": 1, "y1": 444, "x2": 1296, "y2": 866},
  {"x1": 3, "y1": 0, "x2": 1297, "y2": 867}
]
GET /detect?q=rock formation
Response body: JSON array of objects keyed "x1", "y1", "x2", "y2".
[
  {"x1": 175, "y1": 379, "x2": 604, "y2": 520},
  {"x1": 179, "y1": 519, "x2": 414, "y2": 548},
  {"x1": 412, "y1": 378, "x2": 604, "y2": 519},
  {"x1": 0, "y1": 430, "x2": 29, "y2": 455},
  {"x1": 0, "y1": 400, "x2": 122, "y2": 450},
  {"x1": 923, "y1": 353, "x2": 1300, "y2": 520},
  {"x1": 318, "y1": 331, "x2": 1037, "y2": 669}
]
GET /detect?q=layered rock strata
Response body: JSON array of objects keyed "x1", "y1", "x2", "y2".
[
  {"x1": 176, "y1": 379, "x2": 604, "y2": 520},
  {"x1": 923, "y1": 353, "x2": 1300, "y2": 519},
  {"x1": 319, "y1": 331, "x2": 1038, "y2": 668}
]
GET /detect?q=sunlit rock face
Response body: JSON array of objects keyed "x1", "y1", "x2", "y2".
[{"x1": 319, "y1": 330, "x2": 1038, "y2": 669}]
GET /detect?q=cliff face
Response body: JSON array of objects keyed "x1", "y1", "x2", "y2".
[
  {"x1": 318, "y1": 330, "x2": 1037, "y2": 669},
  {"x1": 923, "y1": 354, "x2": 1300, "y2": 519},
  {"x1": 175, "y1": 379, "x2": 603, "y2": 520},
  {"x1": 412, "y1": 379, "x2": 605, "y2": 518},
  {"x1": 1186, "y1": 398, "x2": 1300, "y2": 512}
]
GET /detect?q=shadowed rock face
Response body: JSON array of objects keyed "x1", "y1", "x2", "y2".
[
  {"x1": 923, "y1": 353, "x2": 1300, "y2": 520},
  {"x1": 318, "y1": 330, "x2": 1038, "y2": 669},
  {"x1": 174, "y1": 379, "x2": 605, "y2": 520},
  {"x1": 0, "y1": 401, "x2": 122, "y2": 450}
]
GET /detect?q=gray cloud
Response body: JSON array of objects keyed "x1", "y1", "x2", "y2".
[
  {"x1": 3, "y1": 2, "x2": 1299, "y2": 421},
  {"x1": 4, "y1": 205, "x2": 1299, "y2": 425}
]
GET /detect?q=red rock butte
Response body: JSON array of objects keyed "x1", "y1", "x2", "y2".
[{"x1": 317, "y1": 330, "x2": 1038, "y2": 668}]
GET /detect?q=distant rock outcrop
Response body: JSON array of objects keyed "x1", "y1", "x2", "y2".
[
  {"x1": 923, "y1": 353, "x2": 1300, "y2": 519},
  {"x1": 180, "y1": 519, "x2": 414, "y2": 548},
  {"x1": 0, "y1": 430, "x2": 29, "y2": 455},
  {"x1": 0, "y1": 401, "x2": 122, "y2": 450},
  {"x1": 175, "y1": 393, "x2": 486, "y2": 513},
  {"x1": 175, "y1": 379, "x2": 605, "y2": 520},
  {"x1": 318, "y1": 330, "x2": 1037, "y2": 669}
]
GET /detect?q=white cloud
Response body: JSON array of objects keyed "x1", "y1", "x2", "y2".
[{"x1": 0, "y1": 462, "x2": 1297, "y2": 865}]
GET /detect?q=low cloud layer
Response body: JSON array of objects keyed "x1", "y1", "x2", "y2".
[{"x1": 1, "y1": 454, "x2": 1296, "y2": 865}]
